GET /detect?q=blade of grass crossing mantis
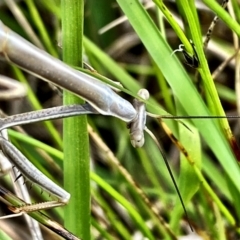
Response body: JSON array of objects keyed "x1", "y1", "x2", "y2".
[{"x1": 61, "y1": 1, "x2": 90, "y2": 239}]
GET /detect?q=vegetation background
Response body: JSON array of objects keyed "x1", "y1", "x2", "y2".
[{"x1": 0, "y1": 0, "x2": 240, "y2": 239}]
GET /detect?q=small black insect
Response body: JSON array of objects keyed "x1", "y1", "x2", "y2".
[{"x1": 171, "y1": 40, "x2": 199, "y2": 68}]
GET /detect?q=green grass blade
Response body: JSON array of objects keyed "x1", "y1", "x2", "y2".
[{"x1": 61, "y1": 0, "x2": 90, "y2": 239}]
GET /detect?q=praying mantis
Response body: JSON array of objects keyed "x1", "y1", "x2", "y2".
[
  {"x1": 0, "y1": 0, "x2": 240, "y2": 238},
  {"x1": 0, "y1": 20, "x2": 190, "y2": 239}
]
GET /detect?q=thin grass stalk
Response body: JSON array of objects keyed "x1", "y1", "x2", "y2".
[{"x1": 61, "y1": 1, "x2": 90, "y2": 239}]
